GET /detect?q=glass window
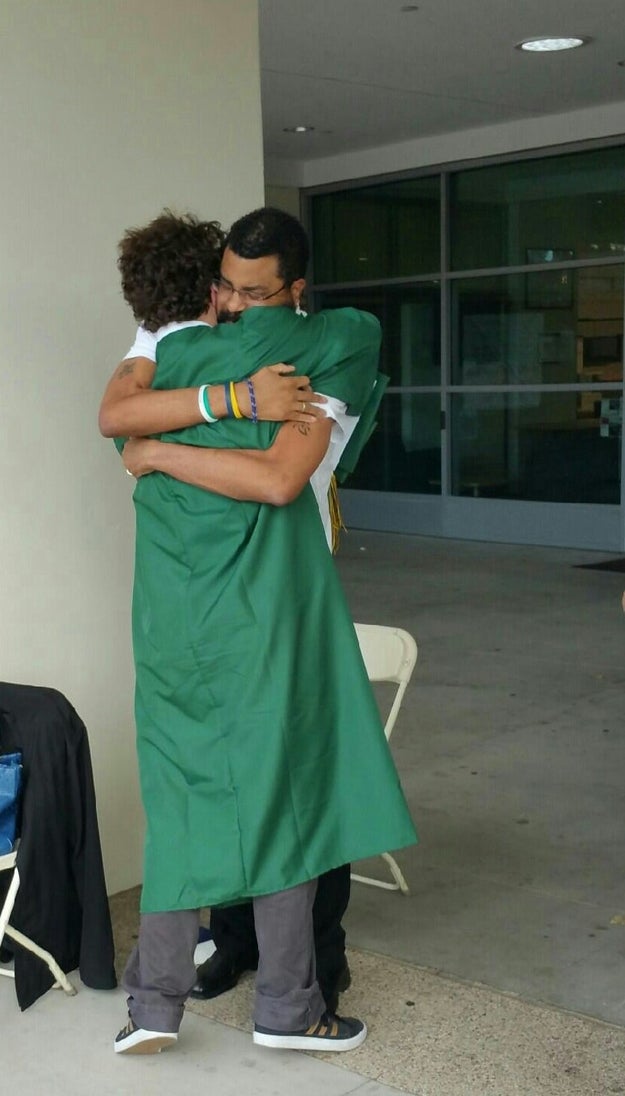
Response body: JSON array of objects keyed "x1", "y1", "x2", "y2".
[
  {"x1": 451, "y1": 267, "x2": 623, "y2": 385},
  {"x1": 342, "y1": 393, "x2": 441, "y2": 494},
  {"x1": 311, "y1": 177, "x2": 440, "y2": 283},
  {"x1": 307, "y1": 143, "x2": 625, "y2": 514},
  {"x1": 450, "y1": 391, "x2": 621, "y2": 504},
  {"x1": 315, "y1": 284, "x2": 441, "y2": 387},
  {"x1": 450, "y1": 145, "x2": 625, "y2": 271}
]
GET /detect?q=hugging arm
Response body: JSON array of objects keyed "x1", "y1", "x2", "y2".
[
  {"x1": 98, "y1": 357, "x2": 326, "y2": 439},
  {"x1": 122, "y1": 417, "x2": 334, "y2": 508}
]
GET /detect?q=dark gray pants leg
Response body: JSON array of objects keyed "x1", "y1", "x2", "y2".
[
  {"x1": 252, "y1": 879, "x2": 326, "y2": 1031},
  {"x1": 313, "y1": 864, "x2": 351, "y2": 1006},
  {"x1": 122, "y1": 909, "x2": 199, "y2": 1033},
  {"x1": 210, "y1": 901, "x2": 258, "y2": 969},
  {"x1": 209, "y1": 865, "x2": 351, "y2": 1002}
]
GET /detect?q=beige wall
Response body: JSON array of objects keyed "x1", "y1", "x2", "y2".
[
  {"x1": 266, "y1": 101, "x2": 625, "y2": 188},
  {"x1": 0, "y1": 0, "x2": 263, "y2": 894},
  {"x1": 264, "y1": 185, "x2": 301, "y2": 220}
]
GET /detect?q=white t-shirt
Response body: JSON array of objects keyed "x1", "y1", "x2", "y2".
[{"x1": 124, "y1": 323, "x2": 358, "y2": 550}]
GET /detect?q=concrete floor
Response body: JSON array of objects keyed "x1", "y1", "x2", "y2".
[
  {"x1": 337, "y1": 532, "x2": 625, "y2": 1027},
  {"x1": 3, "y1": 532, "x2": 625, "y2": 1094}
]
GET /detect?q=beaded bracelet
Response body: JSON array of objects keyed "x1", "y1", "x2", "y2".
[
  {"x1": 198, "y1": 384, "x2": 218, "y2": 423},
  {"x1": 246, "y1": 377, "x2": 258, "y2": 423}
]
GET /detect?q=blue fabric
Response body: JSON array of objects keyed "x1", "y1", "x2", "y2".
[{"x1": 0, "y1": 751, "x2": 22, "y2": 854}]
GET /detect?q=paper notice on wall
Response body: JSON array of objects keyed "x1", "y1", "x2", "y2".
[{"x1": 600, "y1": 398, "x2": 622, "y2": 438}]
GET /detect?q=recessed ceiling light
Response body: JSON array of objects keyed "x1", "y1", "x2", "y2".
[
  {"x1": 282, "y1": 125, "x2": 315, "y2": 134},
  {"x1": 516, "y1": 36, "x2": 591, "y2": 52}
]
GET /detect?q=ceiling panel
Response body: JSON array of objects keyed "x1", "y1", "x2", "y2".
[{"x1": 259, "y1": 0, "x2": 625, "y2": 160}]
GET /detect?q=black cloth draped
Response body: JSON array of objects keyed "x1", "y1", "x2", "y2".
[{"x1": 0, "y1": 683, "x2": 116, "y2": 1009}]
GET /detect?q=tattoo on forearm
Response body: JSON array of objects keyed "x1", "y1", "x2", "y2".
[{"x1": 116, "y1": 361, "x2": 136, "y2": 379}]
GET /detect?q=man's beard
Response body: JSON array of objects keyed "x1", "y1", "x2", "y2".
[{"x1": 217, "y1": 309, "x2": 242, "y2": 324}]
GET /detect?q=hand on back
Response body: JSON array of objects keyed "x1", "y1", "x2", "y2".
[{"x1": 250, "y1": 364, "x2": 326, "y2": 423}]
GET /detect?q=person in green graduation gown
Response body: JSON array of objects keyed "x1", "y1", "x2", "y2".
[
  {"x1": 101, "y1": 210, "x2": 359, "y2": 1016},
  {"x1": 102, "y1": 207, "x2": 417, "y2": 1057}
]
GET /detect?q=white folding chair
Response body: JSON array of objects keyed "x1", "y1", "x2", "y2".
[
  {"x1": 0, "y1": 846, "x2": 76, "y2": 995},
  {"x1": 351, "y1": 623, "x2": 418, "y2": 895}
]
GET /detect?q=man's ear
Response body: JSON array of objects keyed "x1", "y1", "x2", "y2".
[{"x1": 290, "y1": 278, "x2": 306, "y2": 308}]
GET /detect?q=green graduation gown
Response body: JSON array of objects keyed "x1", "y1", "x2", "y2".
[{"x1": 128, "y1": 306, "x2": 417, "y2": 912}]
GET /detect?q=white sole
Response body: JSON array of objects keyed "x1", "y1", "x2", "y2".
[
  {"x1": 114, "y1": 1031, "x2": 178, "y2": 1055},
  {"x1": 253, "y1": 1022, "x2": 367, "y2": 1052}
]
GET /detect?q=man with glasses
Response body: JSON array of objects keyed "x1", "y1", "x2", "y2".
[
  {"x1": 193, "y1": 210, "x2": 355, "y2": 1013},
  {"x1": 102, "y1": 207, "x2": 416, "y2": 1057}
]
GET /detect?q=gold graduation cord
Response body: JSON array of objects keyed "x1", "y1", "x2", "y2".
[{"x1": 328, "y1": 474, "x2": 347, "y2": 555}]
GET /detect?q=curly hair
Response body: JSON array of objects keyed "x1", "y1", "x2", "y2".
[{"x1": 117, "y1": 210, "x2": 225, "y2": 332}]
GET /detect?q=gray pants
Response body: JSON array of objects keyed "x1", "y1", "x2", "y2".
[{"x1": 123, "y1": 879, "x2": 326, "y2": 1034}]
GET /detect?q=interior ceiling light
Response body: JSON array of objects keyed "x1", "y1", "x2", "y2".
[
  {"x1": 516, "y1": 36, "x2": 591, "y2": 52},
  {"x1": 283, "y1": 125, "x2": 315, "y2": 134}
]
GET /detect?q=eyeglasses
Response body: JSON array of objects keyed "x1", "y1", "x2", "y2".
[{"x1": 213, "y1": 277, "x2": 287, "y2": 305}]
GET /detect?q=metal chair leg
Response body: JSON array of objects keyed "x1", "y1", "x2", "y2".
[
  {"x1": 0, "y1": 857, "x2": 77, "y2": 996},
  {"x1": 382, "y1": 852, "x2": 410, "y2": 894},
  {"x1": 4, "y1": 926, "x2": 77, "y2": 996},
  {"x1": 351, "y1": 852, "x2": 410, "y2": 894}
]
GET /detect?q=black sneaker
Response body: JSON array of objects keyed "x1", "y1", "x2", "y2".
[
  {"x1": 253, "y1": 1010, "x2": 366, "y2": 1052},
  {"x1": 114, "y1": 1015, "x2": 178, "y2": 1055}
]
